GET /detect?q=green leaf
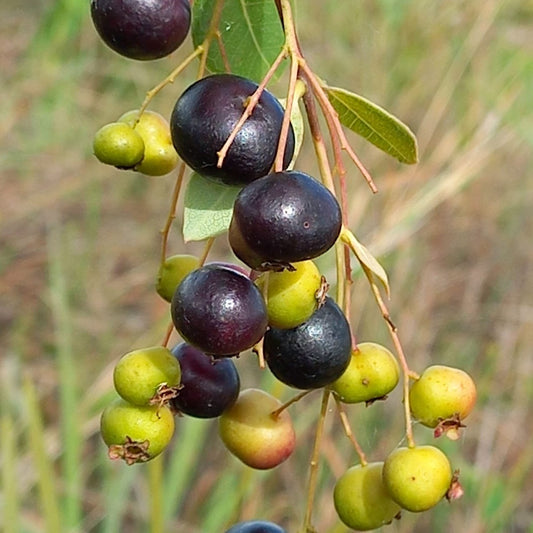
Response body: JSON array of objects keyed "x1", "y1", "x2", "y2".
[
  {"x1": 192, "y1": 0, "x2": 286, "y2": 83},
  {"x1": 325, "y1": 85, "x2": 418, "y2": 164},
  {"x1": 183, "y1": 173, "x2": 241, "y2": 242},
  {"x1": 279, "y1": 98, "x2": 304, "y2": 169},
  {"x1": 340, "y1": 227, "x2": 390, "y2": 297}
]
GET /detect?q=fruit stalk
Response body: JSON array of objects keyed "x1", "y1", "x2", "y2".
[
  {"x1": 138, "y1": 46, "x2": 204, "y2": 121},
  {"x1": 363, "y1": 266, "x2": 416, "y2": 448},
  {"x1": 216, "y1": 46, "x2": 289, "y2": 170},
  {"x1": 333, "y1": 394, "x2": 368, "y2": 466},
  {"x1": 159, "y1": 161, "x2": 187, "y2": 264},
  {"x1": 301, "y1": 389, "x2": 330, "y2": 533}
]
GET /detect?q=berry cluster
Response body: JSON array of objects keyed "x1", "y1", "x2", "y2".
[{"x1": 90, "y1": 1, "x2": 477, "y2": 531}]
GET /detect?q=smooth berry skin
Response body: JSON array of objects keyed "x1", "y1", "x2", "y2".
[
  {"x1": 255, "y1": 260, "x2": 322, "y2": 329},
  {"x1": 170, "y1": 74, "x2": 295, "y2": 186},
  {"x1": 119, "y1": 110, "x2": 179, "y2": 176},
  {"x1": 170, "y1": 342, "x2": 240, "y2": 418},
  {"x1": 93, "y1": 122, "x2": 145, "y2": 168},
  {"x1": 409, "y1": 365, "x2": 477, "y2": 428},
  {"x1": 171, "y1": 264, "x2": 268, "y2": 356},
  {"x1": 156, "y1": 254, "x2": 200, "y2": 302},
  {"x1": 90, "y1": 0, "x2": 191, "y2": 61},
  {"x1": 218, "y1": 389, "x2": 295, "y2": 470},
  {"x1": 224, "y1": 521, "x2": 287, "y2": 533},
  {"x1": 330, "y1": 342, "x2": 400, "y2": 404},
  {"x1": 334, "y1": 462, "x2": 401, "y2": 530},
  {"x1": 263, "y1": 297, "x2": 352, "y2": 389},
  {"x1": 229, "y1": 171, "x2": 342, "y2": 271},
  {"x1": 113, "y1": 346, "x2": 181, "y2": 406},
  {"x1": 382, "y1": 446, "x2": 453, "y2": 512}
]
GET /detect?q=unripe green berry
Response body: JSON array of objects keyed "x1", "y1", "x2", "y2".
[
  {"x1": 100, "y1": 398, "x2": 175, "y2": 464},
  {"x1": 334, "y1": 462, "x2": 401, "y2": 530},
  {"x1": 382, "y1": 445, "x2": 452, "y2": 512},
  {"x1": 409, "y1": 364, "x2": 477, "y2": 428},
  {"x1": 119, "y1": 110, "x2": 179, "y2": 176},
  {"x1": 255, "y1": 260, "x2": 322, "y2": 329},
  {"x1": 156, "y1": 254, "x2": 201, "y2": 302},
  {"x1": 330, "y1": 342, "x2": 400, "y2": 404},
  {"x1": 113, "y1": 346, "x2": 181, "y2": 406},
  {"x1": 93, "y1": 122, "x2": 145, "y2": 168}
]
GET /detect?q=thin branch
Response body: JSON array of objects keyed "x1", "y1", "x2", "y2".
[
  {"x1": 216, "y1": 46, "x2": 289, "y2": 169},
  {"x1": 362, "y1": 265, "x2": 416, "y2": 448},
  {"x1": 333, "y1": 394, "x2": 367, "y2": 466},
  {"x1": 159, "y1": 162, "x2": 187, "y2": 265}
]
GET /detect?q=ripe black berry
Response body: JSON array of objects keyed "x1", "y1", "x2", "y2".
[
  {"x1": 171, "y1": 264, "x2": 268, "y2": 356},
  {"x1": 229, "y1": 171, "x2": 342, "y2": 271},
  {"x1": 170, "y1": 74, "x2": 295, "y2": 186},
  {"x1": 90, "y1": 0, "x2": 191, "y2": 61},
  {"x1": 224, "y1": 520, "x2": 287, "y2": 533},
  {"x1": 263, "y1": 297, "x2": 352, "y2": 389},
  {"x1": 170, "y1": 342, "x2": 240, "y2": 418}
]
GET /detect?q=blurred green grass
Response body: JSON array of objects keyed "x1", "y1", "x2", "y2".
[{"x1": 1, "y1": 0, "x2": 532, "y2": 532}]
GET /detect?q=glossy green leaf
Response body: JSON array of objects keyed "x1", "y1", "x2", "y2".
[
  {"x1": 325, "y1": 85, "x2": 418, "y2": 164},
  {"x1": 192, "y1": 0, "x2": 286, "y2": 83},
  {"x1": 183, "y1": 173, "x2": 241, "y2": 242}
]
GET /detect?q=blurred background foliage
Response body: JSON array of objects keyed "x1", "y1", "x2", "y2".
[{"x1": 1, "y1": 0, "x2": 532, "y2": 532}]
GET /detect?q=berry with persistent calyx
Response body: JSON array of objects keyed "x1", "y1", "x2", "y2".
[
  {"x1": 119, "y1": 110, "x2": 178, "y2": 176},
  {"x1": 225, "y1": 521, "x2": 287, "y2": 533},
  {"x1": 382, "y1": 445, "x2": 453, "y2": 512},
  {"x1": 334, "y1": 462, "x2": 401, "y2": 530},
  {"x1": 218, "y1": 388, "x2": 295, "y2": 470},
  {"x1": 93, "y1": 122, "x2": 145, "y2": 168},
  {"x1": 156, "y1": 254, "x2": 201, "y2": 302},
  {"x1": 409, "y1": 365, "x2": 477, "y2": 437},
  {"x1": 170, "y1": 73, "x2": 295, "y2": 186},
  {"x1": 263, "y1": 297, "x2": 352, "y2": 389},
  {"x1": 330, "y1": 342, "x2": 400, "y2": 404},
  {"x1": 255, "y1": 260, "x2": 322, "y2": 329},
  {"x1": 171, "y1": 264, "x2": 268, "y2": 356},
  {"x1": 100, "y1": 398, "x2": 175, "y2": 464},
  {"x1": 90, "y1": 0, "x2": 191, "y2": 61},
  {"x1": 229, "y1": 171, "x2": 342, "y2": 271},
  {"x1": 113, "y1": 346, "x2": 181, "y2": 406},
  {"x1": 170, "y1": 342, "x2": 240, "y2": 418}
]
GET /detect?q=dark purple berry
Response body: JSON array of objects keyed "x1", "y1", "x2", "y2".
[
  {"x1": 229, "y1": 170, "x2": 342, "y2": 271},
  {"x1": 263, "y1": 297, "x2": 352, "y2": 389},
  {"x1": 224, "y1": 520, "x2": 287, "y2": 533},
  {"x1": 170, "y1": 342, "x2": 240, "y2": 418},
  {"x1": 170, "y1": 74, "x2": 295, "y2": 186},
  {"x1": 171, "y1": 264, "x2": 268, "y2": 356},
  {"x1": 90, "y1": 0, "x2": 191, "y2": 61}
]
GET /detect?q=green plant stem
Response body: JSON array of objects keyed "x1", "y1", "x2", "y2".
[
  {"x1": 48, "y1": 224, "x2": 82, "y2": 531},
  {"x1": 1, "y1": 410, "x2": 19, "y2": 533},
  {"x1": 149, "y1": 455, "x2": 164, "y2": 533},
  {"x1": 301, "y1": 389, "x2": 330, "y2": 533},
  {"x1": 23, "y1": 376, "x2": 61, "y2": 533}
]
